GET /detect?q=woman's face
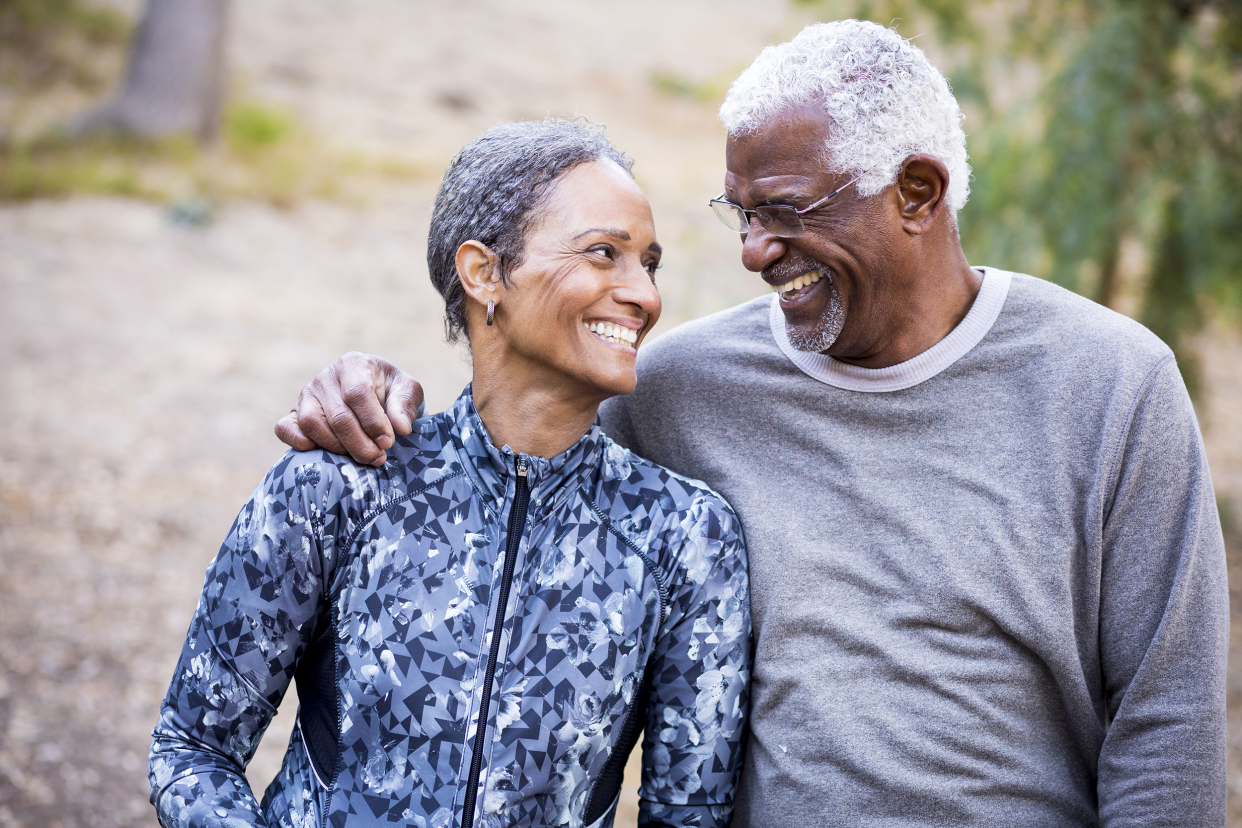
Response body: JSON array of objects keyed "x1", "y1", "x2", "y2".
[{"x1": 476, "y1": 160, "x2": 662, "y2": 399}]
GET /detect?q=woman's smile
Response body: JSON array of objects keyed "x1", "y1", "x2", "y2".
[{"x1": 583, "y1": 318, "x2": 642, "y2": 350}]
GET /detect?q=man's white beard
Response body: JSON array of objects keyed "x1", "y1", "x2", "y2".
[{"x1": 786, "y1": 280, "x2": 845, "y2": 353}]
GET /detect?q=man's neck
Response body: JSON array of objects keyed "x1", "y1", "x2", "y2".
[{"x1": 834, "y1": 244, "x2": 981, "y2": 370}]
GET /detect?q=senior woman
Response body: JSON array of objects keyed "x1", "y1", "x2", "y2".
[{"x1": 148, "y1": 119, "x2": 751, "y2": 828}]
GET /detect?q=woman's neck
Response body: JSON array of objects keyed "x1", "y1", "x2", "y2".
[{"x1": 470, "y1": 367, "x2": 602, "y2": 460}]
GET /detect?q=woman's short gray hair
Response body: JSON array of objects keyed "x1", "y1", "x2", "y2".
[
  {"x1": 427, "y1": 118, "x2": 634, "y2": 343},
  {"x1": 718, "y1": 20, "x2": 970, "y2": 213}
]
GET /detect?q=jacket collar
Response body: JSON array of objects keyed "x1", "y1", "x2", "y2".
[{"x1": 447, "y1": 385, "x2": 605, "y2": 506}]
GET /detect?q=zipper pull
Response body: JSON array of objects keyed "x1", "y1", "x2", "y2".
[{"x1": 516, "y1": 456, "x2": 528, "y2": 478}]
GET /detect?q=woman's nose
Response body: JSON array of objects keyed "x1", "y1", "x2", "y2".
[
  {"x1": 615, "y1": 259, "x2": 661, "y2": 314},
  {"x1": 740, "y1": 217, "x2": 788, "y2": 273}
]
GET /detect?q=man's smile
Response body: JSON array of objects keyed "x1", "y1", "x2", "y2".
[{"x1": 770, "y1": 268, "x2": 826, "y2": 303}]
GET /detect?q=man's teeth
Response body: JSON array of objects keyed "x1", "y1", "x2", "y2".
[
  {"x1": 771, "y1": 269, "x2": 824, "y2": 296},
  {"x1": 584, "y1": 321, "x2": 638, "y2": 345}
]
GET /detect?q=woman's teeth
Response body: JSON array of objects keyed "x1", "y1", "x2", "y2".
[
  {"x1": 584, "y1": 321, "x2": 638, "y2": 345},
  {"x1": 772, "y1": 269, "x2": 824, "y2": 297}
]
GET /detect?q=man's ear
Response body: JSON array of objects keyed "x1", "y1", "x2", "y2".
[
  {"x1": 455, "y1": 240, "x2": 500, "y2": 303},
  {"x1": 896, "y1": 154, "x2": 950, "y2": 235}
]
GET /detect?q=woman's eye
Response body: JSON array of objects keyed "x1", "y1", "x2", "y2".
[
  {"x1": 645, "y1": 260, "x2": 661, "y2": 279},
  {"x1": 586, "y1": 245, "x2": 614, "y2": 260}
]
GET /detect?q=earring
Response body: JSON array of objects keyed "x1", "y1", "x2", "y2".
[{"x1": 486, "y1": 300, "x2": 495, "y2": 326}]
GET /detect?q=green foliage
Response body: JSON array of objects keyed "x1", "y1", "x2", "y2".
[
  {"x1": 0, "y1": 99, "x2": 432, "y2": 208},
  {"x1": 957, "y1": 0, "x2": 1241, "y2": 395},
  {"x1": 0, "y1": 134, "x2": 171, "y2": 201},
  {"x1": 798, "y1": 0, "x2": 1241, "y2": 395},
  {"x1": 225, "y1": 102, "x2": 296, "y2": 154},
  {"x1": 0, "y1": 0, "x2": 129, "y2": 45},
  {"x1": 0, "y1": 0, "x2": 130, "y2": 91},
  {"x1": 649, "y1": 68, "x2": 736, "y2": 104}
]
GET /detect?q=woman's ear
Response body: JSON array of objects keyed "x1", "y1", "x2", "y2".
[{"x1": 455, "y1": 240, "x2": 500, "y2": 302}]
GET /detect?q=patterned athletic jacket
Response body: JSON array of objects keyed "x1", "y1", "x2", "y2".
[{"x1": 149, "y1": 389, "x2": 751, "y2": 828}]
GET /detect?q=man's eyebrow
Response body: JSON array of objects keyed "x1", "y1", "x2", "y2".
[{"x1": 572, "y1": 228, "x2": 631, "y2": 241}]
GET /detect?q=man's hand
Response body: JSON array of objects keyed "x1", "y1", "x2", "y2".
[{"x1": 275, "y1": 352, "x2": 424, "y2": 467}]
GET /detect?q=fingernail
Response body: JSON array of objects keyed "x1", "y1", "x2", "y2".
[{"x1": 377, "y1": 435, "x2": 394, "y2": 450}]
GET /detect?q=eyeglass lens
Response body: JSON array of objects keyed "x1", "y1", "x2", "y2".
[{"x1": 710, "y1": 201, "x2": 805, "y2": 238}]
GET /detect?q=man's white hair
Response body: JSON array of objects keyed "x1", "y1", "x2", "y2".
[{"x1": 719, "y1": 20, "x2": 970, "y2": 213}]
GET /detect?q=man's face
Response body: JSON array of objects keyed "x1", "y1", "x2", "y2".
[{"x1": 723, "y1": 103, "x2": 902, "y2": 359}]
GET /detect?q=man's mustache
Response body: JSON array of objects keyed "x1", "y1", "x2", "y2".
[{"x1": 763, "y1": 257, "x2": 828, "y2": 283}]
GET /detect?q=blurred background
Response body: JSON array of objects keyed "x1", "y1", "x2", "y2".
[{"x1": 0, "y1": 0, "x2": 1239, "y2": 826}]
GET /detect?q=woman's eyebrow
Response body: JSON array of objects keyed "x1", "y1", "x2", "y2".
[
  {"x1": 572, "y1": 228, "x2": 631, "y2": 241},
  {"x1": 648, "y1": 241, "x2": 663, "y2": 256}
]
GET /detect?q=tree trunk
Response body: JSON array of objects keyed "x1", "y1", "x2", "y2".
[
  {"x1": 1094, "y1": 224, "x2": 1122, "y2": 310},
  {"x1": 66, "y1": 0, "x2": 229, "y2": 143}
]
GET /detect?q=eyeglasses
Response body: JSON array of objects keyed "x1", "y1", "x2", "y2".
[{"x1": 708, "y1": 169, "x2": 870, "y2": 238}]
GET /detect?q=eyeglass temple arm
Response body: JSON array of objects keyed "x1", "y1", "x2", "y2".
[
  {"x1": 799, "y1": 169, "x2": 871, "y2": 214},
  {"x1": 710, "y1": 161, "x2": 881, "y2": 213}
]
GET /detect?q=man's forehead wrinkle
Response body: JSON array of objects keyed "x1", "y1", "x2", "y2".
[{"x1": 726, "y1": 172, "x2": 820, "y2": 207}]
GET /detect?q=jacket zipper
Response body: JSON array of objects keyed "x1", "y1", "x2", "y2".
[{"x1": 460, "y1": 455, "x2": 530, "y2": 828}]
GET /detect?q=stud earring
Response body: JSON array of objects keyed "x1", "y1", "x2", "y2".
[{"x1": 486, "y1": 300, "x2": 495, "y2": 326}]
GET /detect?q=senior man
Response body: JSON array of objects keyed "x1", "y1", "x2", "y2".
[{"x1": 275, "y1": 20, "x2": 1226, "y2": 826}]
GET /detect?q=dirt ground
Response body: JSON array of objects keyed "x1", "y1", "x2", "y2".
[{"x1": 1, "y1": 2, "x2": 1241, "y2": 827}]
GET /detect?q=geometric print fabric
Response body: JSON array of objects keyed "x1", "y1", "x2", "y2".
[{"x1": 149, "y1": 387, "x2": 751, "y2": 828}]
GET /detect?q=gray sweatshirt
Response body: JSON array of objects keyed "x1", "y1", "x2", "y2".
[{"x1": 601, "y1": 268, "x2": 1227, "y2": 827}]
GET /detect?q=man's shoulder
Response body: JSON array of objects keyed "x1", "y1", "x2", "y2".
[
  {"x1": 639, "y1": 294, "x2": 775, "y2": 370},
  {"x1": 632, "y1": 294, "x2": 780, "y2": 398},
  {"x1": 991, "y1": 269, "x2": 1174, "y2": 373}
]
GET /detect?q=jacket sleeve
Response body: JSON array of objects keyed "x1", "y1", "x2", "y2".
[
  {"x1": 639, "y1": 494, "x2": 752, "y2": 828},
  {"x1": 1096, "y1": 357, "x2": 1228, "y2": 827},
  {"x1": 148, "y1": 452, "x2": 365, "y2": 828}
]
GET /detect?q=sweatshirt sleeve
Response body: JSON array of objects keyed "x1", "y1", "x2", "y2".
[
  {"x1": 148, "y1": 452, "x2": 367, "y2": 828},
  {"x1": 598, "y1": 396, "x2": 640, "y2": 455},
  {"x1": 639, "y1": 494, "x2": 752, "y2": 828},
  {"x1": 1096, "y1": 356, "x2": 1228, "y2": 827}
]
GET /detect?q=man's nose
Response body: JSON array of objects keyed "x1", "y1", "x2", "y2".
[{"x1": 740, "y1": 217, "x2": 787, "y2": 273}]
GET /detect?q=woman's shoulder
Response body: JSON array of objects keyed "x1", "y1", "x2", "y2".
[
  {"x1": 263, "y1": 411, "x2": 460, "y2": 514},
  {"x1": 262, "y1": 447, "x2": 390, "y2": 518},
  {"x1": 593, "y1": 434, "x2": 747, "y2": 595},
  {"x1": 596, "y1": 433, "x2": 743, "y2": 541}
]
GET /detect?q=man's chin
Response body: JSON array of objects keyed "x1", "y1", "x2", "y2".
[
  {"x1": 783, "y1": 296, "x2": 845, "y2": 353},
  {"x1": 786, "y1": 321, "x2": 841, "y2": 353}
]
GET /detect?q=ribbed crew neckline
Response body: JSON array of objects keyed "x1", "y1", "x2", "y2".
[{"x1": 768, "y1": 267, "x2": 1012, "y2": 393}]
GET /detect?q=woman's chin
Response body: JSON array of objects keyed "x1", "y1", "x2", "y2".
[{"x1": 573, "y1": 365, "x2": 637, "y2": 400}]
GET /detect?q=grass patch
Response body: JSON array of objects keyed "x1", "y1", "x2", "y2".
[
  {"x1": 0, "y1": 0, "x2": 129, "y2": 46},
  {"x1": 0, "y1": 0, "x2": 130, "y2": 92},
  {"x1": 0, "y1": 4, "x2": 432, "y2": 209},
  {"x1": 649, "y1": 69, "x2": 734, "y2": 104},
  {"x1": 0, "y1": 134, "x2": 172, "y2": 200},
  {"x1": 226, "y1": 102, "x2": 296, "y2": 154},
  {"x1": 0, "y1": 99, "x2": 438, "y2": 209}
]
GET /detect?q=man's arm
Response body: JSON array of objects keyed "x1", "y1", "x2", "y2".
[
  {"x1": 275, "y1": 352, "x2": 425, "y2": 467},
  {"x1": 1096, "y1": 356, "x2": 1227, "y2": 826},
  {"x1": 275, "y1": 353, "x2": 645, "y2": 461}
]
